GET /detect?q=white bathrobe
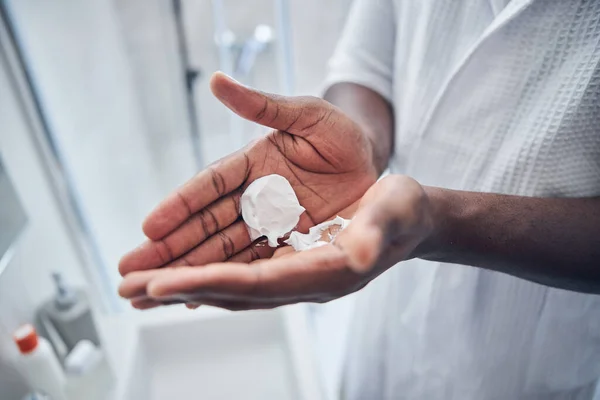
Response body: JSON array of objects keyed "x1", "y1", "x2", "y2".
[{"x1": 322, "y1": 0, "x2": 600, "y2": 398}]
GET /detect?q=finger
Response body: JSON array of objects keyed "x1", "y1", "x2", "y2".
[
  {"x1": 142, "y1": 150, "x2": 250, "y2": 241},
  {"x1": 210, "y1": 72, "x2": 338, "y2": 137},
  {"x1": 129, "y1": 297, "x2": 183, "y2": 310},
  {"x1": 192, "y1": 299, "x2": 280, "y2": 312},
  {"x1": 334, "y1": 190, "x2": 391, "y2": 274},
  {"x1": 119, "y1": 222, "x2": 264, "y2": 299},
  {"x1": 163, "y1": 220, "x2": 253, "y2": 268},
  {"x1": 227, "y1": 241, "x2": 275, "y2": 263},
  {"x1": 146, "y1": 245, "x2": 359, "y2": 301},
  {"x1": 119, "y1": 269, "x2": 166, "y2": 299},
  {"x1": 334, "y1": 221, "x2": 383, "y2": 274},
  {"x1": 119, "y1": 192, "x2": 241, "y2": 276},
  {"x1": 131, "y1": 298, "x2": 161, "y2": 310}
]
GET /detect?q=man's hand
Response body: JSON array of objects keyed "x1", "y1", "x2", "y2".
[
  {"x1": 118, "y1": 72, "x2": 378, "y2": 277},
  {"x1": 118, "y1": 175, "x2": 436, "y2": 310}
]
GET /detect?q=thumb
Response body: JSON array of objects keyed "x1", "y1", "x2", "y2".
[
  {"x1": 210, "y1": 71, "x2": 336, "y2": 136},
  {"x1": 335, "y1": 204, "x2": 389, "y2": 274},
  {"x1": 335, "y1": 175, "x2": 430, "y2": 274}
]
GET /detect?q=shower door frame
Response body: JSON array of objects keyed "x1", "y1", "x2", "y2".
[{"x1": 0, "y1": 3, "x2": 116, "y2": 312}]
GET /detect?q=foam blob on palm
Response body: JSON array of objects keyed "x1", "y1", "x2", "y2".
[
  {"x1": 241, "y1": 174, "x2": 306, "y2": 247},
  {"x1": 284, "y1": 216, "x2": 351, "y2": 251},
  {"x1": 240, "y1": 174, "x2": 350, "y2": 250}
]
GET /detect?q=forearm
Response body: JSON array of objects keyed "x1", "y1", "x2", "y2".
[
  {"x1": 324, "y1": 83, "x2": 394, "y2": 175},
  {"x1": 419, "y1": 188, "x2": 600, "y2": 293}
]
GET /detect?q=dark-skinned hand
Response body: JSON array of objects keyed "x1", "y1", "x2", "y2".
[
  {"x1": 118, "y1": 72, "x2": 380, "y2": 307},
  {"x1": 119, "y1": 175, "x2": 436, "y2": 310}
]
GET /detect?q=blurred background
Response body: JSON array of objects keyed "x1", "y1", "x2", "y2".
[{"x1": 0, "y1": 1, "x2": 357, "y2": 399}]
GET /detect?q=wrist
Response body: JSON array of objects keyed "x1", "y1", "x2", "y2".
[
  {"x1": 365, "y1": 133, "x2": 390, "y2": 176},
  {"x1": 413, "y1": 186, "x2": 457, "y2": 260}
]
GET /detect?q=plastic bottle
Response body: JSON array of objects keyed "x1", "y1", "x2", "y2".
[
  {"x1": 14, "y1": 324, "x2": 67, "y2": 400},
  {"x1": 64, "y1": 340, "x2": 116, "y2": 400},
  {"x1": 37, "y1": 272, "x2": 100, "y2": 352}
]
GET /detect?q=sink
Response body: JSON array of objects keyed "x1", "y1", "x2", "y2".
[{"x1": 110, "y1": 307, "x2": 323, "y2": 400}]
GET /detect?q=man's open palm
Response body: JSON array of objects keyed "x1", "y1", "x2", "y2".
[{"x1": 119, "y1": 72, "x2": 377, "y2": 276}]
